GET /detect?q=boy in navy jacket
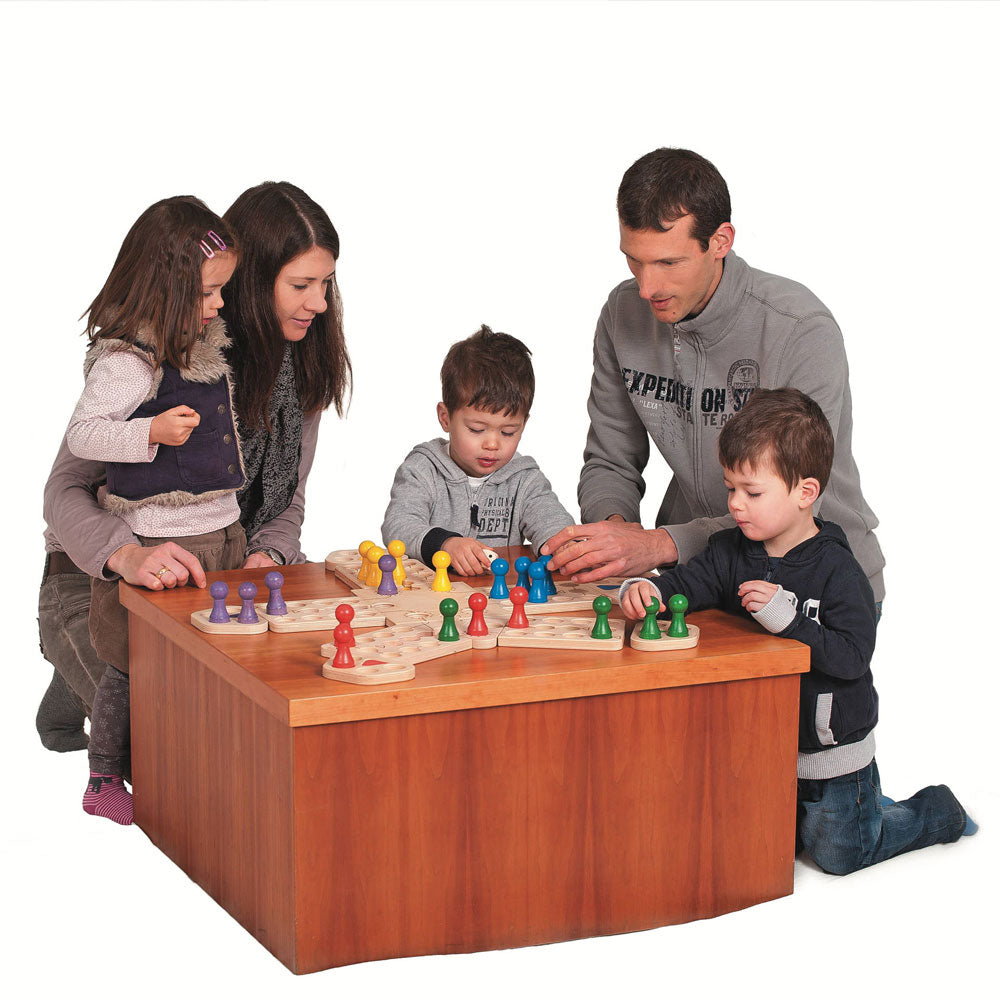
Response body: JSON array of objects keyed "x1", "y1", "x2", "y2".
[{"x1": 618, "y1": 388, "x2": 974, "y2": 874}]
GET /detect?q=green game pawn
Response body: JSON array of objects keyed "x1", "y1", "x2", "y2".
[
  {"x1": 667, "y1": 594, "x2": 689, "y2": 638},
  {"x1": 591, "y1": 595, "x2": 613, "y2": 639},
  {"x1": 639, "y1": 596, "x2": 662, "y2": 640},
  {"x1": 438, "y1": 598, "x2": 460, "y2": 641}
]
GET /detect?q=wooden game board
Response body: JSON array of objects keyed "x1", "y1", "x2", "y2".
[
  {"x1": 255, "y1": 595, "x2": 396, "y2": 632},
  {"x1": 325, "y1": 549, "x2": 441, "y2": 590},
  {"x1": 497, "y1": 615, "x2": 625, "y2": 651},
  {"x1": 629, "y1": 624, "x2": 701, "y2": 651},
  {"x1": 320, "y1": 622, "x2": 473, "y2": 668},
  {"x1": 470, "y1": 581, "x2": 609, "y2": 616},
  {"x1": 190, "y1": 606, "x2": 268, "y2": 635}
]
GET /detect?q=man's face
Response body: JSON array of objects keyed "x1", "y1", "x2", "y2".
[{"x1": 619, "y1": 215, "x2": 732, "y2": 324}]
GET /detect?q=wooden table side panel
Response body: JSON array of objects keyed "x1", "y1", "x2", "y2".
[
  {"x1": 290, "y1": 676, "x2": 799, "y2": 971},
  {"x1": 130, "y1": 616, "x2": 297, "y2": 969}
]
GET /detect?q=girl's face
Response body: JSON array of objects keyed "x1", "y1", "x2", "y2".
[
  {"x1": 273, "y1": 246, "x2": 335, "y2": 341},
  {"x1": 201, "y1": 252, "x2": 237, "y2": 325}
]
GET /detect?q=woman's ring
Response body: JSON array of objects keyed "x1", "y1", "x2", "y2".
[{"x1": 156, "y1": 566, "x2": 169, "y2": 579}]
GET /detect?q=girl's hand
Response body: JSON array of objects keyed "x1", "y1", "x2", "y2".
[
  {"x1": 621, "y1": 579, "x2": 660, "y2": 620},
  {"x1": 441, "y1": 537, "x2": 492, "y2": 576},
  {"x1": 738, "y1": 580, "x2": 779, "y2": 613},
  {"x1": 150, "y1": 405, "x2": 200, "y2": 446}
]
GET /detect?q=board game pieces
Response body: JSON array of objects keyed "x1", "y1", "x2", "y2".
[
  {"x1": 330, "y1": 621, "x2": 355, "y2": 669},
  {"x1": 482, "y1": 548, "x2": 500, "y2": 564},
  {"x1": 590, "y1": 596, "x2": 613, "y2": 639},
  {"x1": 498, "y1": 610, "x2": 625, "y2": 651},
  {"x1": 667, "y1": 593, "x2": 689, "y2": 637},
  {"x1": 466, "y1": 592, "x2": 489, "y2": 636},
  {"x1": 377, "y1": 554, "x2": 398, "y2": 595},
  {"x1": 527, "y1": 561, "x2": 548, "y2": 603},
  {"x1": 388, "y1": 538, "x2": 407, "y2": 586},
  {"x1": 326, "y1": 547, "x2": 445, "y2": 592},
  {"x1": 539, "y1": 554, "x2": 557, "y2": 595},
  {"x1": 438, "y1": 598, "x2": 460, "y2": 641},
  {"x1": 357, "y1": 541, "x2": 375, "y2": 583},
  {"x1": 514, "y1": 556, "x2": 531, "y2": 589},
  {"x1": 265, "y1": 571, "x2": 287, "y2": 616},
  {"x1": 489, "y1": 558, "x2": 510, "y2": 599},
  {"x1": 431, "y1": 550, "x2": 452, "y2": 591},
  {"x1": 209, "y1": 581, "x2": 230, "y2": 623},
  {"x1": 320, "y1": 621, "x2": 472, "y2": 678},
  {"x1": 507, "y1": 586, "x2": 530, "y2": 628},
  {"x1": 336, "y1": 603, "x2": 356, "y2": 645},
  {"x1": 238, "y1": 582, "x2": 260, "y2": 624},
  {"x1": 638, "y1": 597, "x2": 662, "y2": 640},
  {"x1": 364, "y1": 544, "x2": 386, "y2": 586}
]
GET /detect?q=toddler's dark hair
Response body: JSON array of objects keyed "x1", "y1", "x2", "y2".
[{"x1": 441, "y1": 324, "x2": 534, "y2": 416}]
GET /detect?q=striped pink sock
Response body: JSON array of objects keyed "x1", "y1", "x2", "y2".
[{"x1": 82, "y1": 772, "x2": 133, "y2": 826}]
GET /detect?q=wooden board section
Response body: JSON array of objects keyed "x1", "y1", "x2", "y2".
[
  {"x1": 320, "y1": 622, "x2": 474, "y2": 666},
  {"x1": 470, "y1": 581, "x2": 609, "y2": 617},
  {"x1": 630, "y1": 623, "x2": 701, "y2": 651},
  {"x1": 256, "y1": 595, "x2": 393, "y2": 632},
  {"x1": 321, "y1": 658, "x2": 416, "y2": 686},
  {"x1": 325, "y1": 549, "x2": 441, "y2": 591},
  {"x1": 190, "y1": 605, "x2": 268, "y2": 635},
  {"x1": 497, "y1": 615, "x2": 625, "y2": 651}
]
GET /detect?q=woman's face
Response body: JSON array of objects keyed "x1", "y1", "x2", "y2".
[{"x1": 273, "y1": 246, "x2": 335, "y2": 341}]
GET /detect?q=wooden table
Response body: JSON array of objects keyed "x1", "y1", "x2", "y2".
[{"x1": 122, "y1": 555, "x2": 809, "y2": 974}]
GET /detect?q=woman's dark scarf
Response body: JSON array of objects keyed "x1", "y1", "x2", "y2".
[{"x1": 237, "y1": 344, "x2": 303, "y2": 543}]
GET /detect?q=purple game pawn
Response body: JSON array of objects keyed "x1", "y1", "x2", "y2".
[
  {"x1": 265, "y1": 570, "x2": 287, "y2": 615},
  {"x1": 376, "y1": 554, "x2": 398, "y2": 595},
  {"x1": 208, "y1": 581, "x2": 231, "y2": 623},
  {"x1": 237, "y1": 581, "x2": 260, "y2": 624}
]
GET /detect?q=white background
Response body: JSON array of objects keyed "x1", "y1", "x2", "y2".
[{"x1": 2, "y1": 1, "x2": 997, "y2": 995}]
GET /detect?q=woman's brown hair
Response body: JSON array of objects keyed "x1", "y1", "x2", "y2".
[
  {"x1": 222, "y1": 182, "x2": 352, "y2": 428},
  {"x1": 84, "y1": 196, "x2": 237, "y2": 368}
]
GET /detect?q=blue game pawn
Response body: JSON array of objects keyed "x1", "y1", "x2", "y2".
[
  {"x1": 539, "y1": 553, "x2": 557, "y2": 595},
  {"x1": 489, "y1": 558, "x2": 510, "y2": 599},
  {"x1": 237, "y1": 581, "x2": 259, "y2": 624},
  {"x1": 264, "y1": 571, "x2": 287, "y2": 615},
  {"x1": 376, "y1": 553, "x2": 398, "y2": 595},
  {"x1": 208, "y1": 581, "x2": 230, "y2": 623},
  {"x1": 514, "y1": 556, "x2": 531, "y2": 590},
  {"x1": 527, "y1": 561, "x2": 549, "y2": 604}
]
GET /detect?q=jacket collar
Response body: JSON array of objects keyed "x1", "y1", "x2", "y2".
[{"x1": 671, "y1": 251, "x2": 750, "y2": 347}]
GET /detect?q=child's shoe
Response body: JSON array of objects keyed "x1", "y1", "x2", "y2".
[{"x1": 82, "y1": 773, "x2": 133, "y2": 826}]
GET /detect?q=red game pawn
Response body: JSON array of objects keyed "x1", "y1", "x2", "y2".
[
  {"x1": 335, "y1": 603, "x2": 356, "y2": 646},
  {"x1": 331, "y1": 622, "x2": 355, "y2": 669},
  {"x1": 467, "y1": 592, "x2": 489, "y2": 636},
  {"x1": 507, "y1": 586, "x2": 530, "y2": 629}
]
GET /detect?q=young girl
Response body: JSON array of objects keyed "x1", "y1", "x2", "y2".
[{"x1": 65, "y1": 196, "x2": 244, "y2": 825}]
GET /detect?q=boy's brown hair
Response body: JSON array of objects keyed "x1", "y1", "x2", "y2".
[
  {"x1": 718, "y1": 387, "x2": 834, "y2": 492},
  {"x1": 441, "y1": 324, "x2": 534, "y2": 416}
]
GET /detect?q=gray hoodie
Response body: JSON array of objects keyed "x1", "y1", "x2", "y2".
[
  {"x1": 381, "y1": 438, "x2": 574, "y2": 566},
  {"x1": 580, "y1": 252, "x2": 885, "y2": 601}
]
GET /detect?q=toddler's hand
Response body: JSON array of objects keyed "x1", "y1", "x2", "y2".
[
  {"x1": 150, "y1": 405, "x2": 200, "y2": 446},
  {"x1": 621, "y1": 579, "x2": 660, "y2": 620},
  {"x1": 441, "y1": 537, "x2": 492, "y2": 577},
  {"x1": 738, "y1": 580, "x2": 779, "y2": 613}
]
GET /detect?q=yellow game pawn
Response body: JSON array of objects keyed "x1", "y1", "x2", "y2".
[
  {"x1": 431, "y1": 550, "x2": 452, "y2": 592},
  {"x1": 388, "y1": 539, "x2": 407, "y2": 587},
  {"x1": 364, "y1": 545, "x2": 385, "y2": 587},
  {"x1": 357, "y1": 540, "x2": 375, "y2": 583}
]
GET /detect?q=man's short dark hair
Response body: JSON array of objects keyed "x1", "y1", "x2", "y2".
[
  {"x1": 617, "y1": 148, "x2": 731, "y2": 251},
  {"x1": 441, "y1": 324, "x2": 534, "y2": 416},
  {"x1": 718, "y1": 388, "x2": 834, "y2": 492}
]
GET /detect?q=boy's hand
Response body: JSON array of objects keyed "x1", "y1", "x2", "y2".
[
  {"x1": 150, "y1": 405, "x2": 200, "y2": 446},
  {"x1": 738, "y1": 580, "x2": 779, "y2": 613},
  {"x1": 621, "y1": 579, "x2": 660, "y2": 620},
  {"x1": 441, "y1": 536, "x2": 492, "y2": 576}
]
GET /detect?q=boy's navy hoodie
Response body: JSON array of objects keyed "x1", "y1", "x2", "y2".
[{"x1": 621, "y1": 519, "x2": 878, "y2": 780}]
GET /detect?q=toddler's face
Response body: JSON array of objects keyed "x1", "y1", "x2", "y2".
[
  {"x1": 201, "y1": 252, "x2": 237, "y2": 326},
  {"x1": 723, "y1": 460, "x2": 818, "y2": 556},
  {"x1": 437, "y1": 404, "x2": 526, "y2": 477}
]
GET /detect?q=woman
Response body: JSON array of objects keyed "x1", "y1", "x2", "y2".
[{"x1": 37, "y1": 182, "x2": 352, "y2": 750}]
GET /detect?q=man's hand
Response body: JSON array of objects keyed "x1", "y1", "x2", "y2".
[
  {"x1": 106, "y1": 541, "x2": 207, "y2": 590},
  {"x1": 620, "y1": 579, "x2": 661, "y2": 620},
  {"x1": 150, "y1": 405, "x2": 200, "y2": 446},
  {"x1": 738, "y1": 580, "x2": 779, "y2": 613},
  {"x1": 441, "y1": 536, "x2": 492, "y2": 576},
  {"x1": 243, "y1": 551, "x2": 278, "y2": 570},
  {"x1": 541, "y1": 516, "x2": 679, "y2": 583}
]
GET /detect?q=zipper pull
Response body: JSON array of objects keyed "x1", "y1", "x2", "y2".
[{"x1": 470, "y1": 503, "x2": 480, "y2": 529}]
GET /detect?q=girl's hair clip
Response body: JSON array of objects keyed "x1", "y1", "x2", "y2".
[{"x1": 198, "y1": 230, "x2": 228, "y2": 259}]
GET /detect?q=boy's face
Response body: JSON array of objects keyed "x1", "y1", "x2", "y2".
[
  {"x1": 437, "y1": 403, "x2": 526, "y2": 477},
  {"x1": 723, "y1": 460, "x2": 819, "y2": 556}
]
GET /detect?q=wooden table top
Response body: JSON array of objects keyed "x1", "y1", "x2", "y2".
[{"x1": 121, "y1": 550, "x2": 810, "y2": 728}]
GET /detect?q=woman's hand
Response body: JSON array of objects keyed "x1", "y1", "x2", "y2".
[
  {"x1": 243, "y1": 551, "x2": 278, "y2": 570},
  {"x1": 106, "y1": 541, "x2": 207, "y2": 590}
]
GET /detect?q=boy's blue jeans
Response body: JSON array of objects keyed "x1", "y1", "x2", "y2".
[{"x1": 797, "y1": 759, "x2": 966, "y2": 875}]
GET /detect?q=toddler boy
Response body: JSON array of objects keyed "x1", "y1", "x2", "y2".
[
  {"x1": 618, "y1": 388, "x2": 974, "y2": 875},
  {"x1": 382, "y1": 325, "x2": 573, "y2": 575}
]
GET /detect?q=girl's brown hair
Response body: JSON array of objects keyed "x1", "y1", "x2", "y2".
[
  {"x1": 222, "y1": 182, "x2": 352, "y2": 428},
  {"x1": 84, "y1": 196, "x2": 237, "y2": 368}
]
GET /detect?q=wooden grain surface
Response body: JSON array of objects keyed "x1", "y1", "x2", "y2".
[{"x1": 120, "y1": 551, "x2": 809, "y2": 728}]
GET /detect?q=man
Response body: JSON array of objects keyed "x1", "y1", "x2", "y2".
[{"x1": 543, "y1": 148, "x2": 885, "y2": 602}]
